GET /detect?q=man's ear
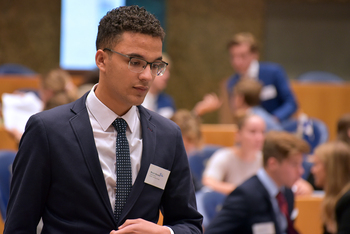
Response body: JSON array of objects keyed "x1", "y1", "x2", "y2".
[
  {"x1": 95, "y1": 49, "x2": 107, "y2": 72},
  {"x1": 266, "y1": 156, "x2": 279, "y2": 170}
]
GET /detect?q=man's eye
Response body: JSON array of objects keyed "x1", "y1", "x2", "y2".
[
  {"x1": 151, "y1": 64, "x2": 160, "y2": 70},
  {"x1": 130, "y1": 59, "x2": 142, "y2": 66}
]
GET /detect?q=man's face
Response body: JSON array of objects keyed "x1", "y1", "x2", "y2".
[
  {"x1": 238, "y1": 115, "x2": 265, "y2": 151},
  {"x1": 229, "y1": 43, "x2": 258, "y2": 74},
  {"x1": 96, "y1": 32, "x2": 163, "y2": 115},
  {"x1": 311, "y1": 154, "x2": 326, "y2": 188},
  {"x1": 273, "y1": 153, "x2": 304, "y2": 188}
]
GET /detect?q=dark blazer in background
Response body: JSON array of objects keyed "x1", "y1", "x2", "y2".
[
  {"x1": 205, "y1": 175, "x2": 295, "y2": 234},
  {"x1": 227, "y1": 62, "x2": 298, "y2": 121},
  {"x1": 4, "y1": 93, "x2": 202, "y2": 234}
]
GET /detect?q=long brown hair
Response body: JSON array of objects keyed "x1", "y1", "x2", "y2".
[{"x1": 315, "y1": 141, "x2": 350, "y2": 233}]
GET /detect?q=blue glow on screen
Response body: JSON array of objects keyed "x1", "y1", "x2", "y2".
[{"x1": 60, "y1": 0, "x2": 125, "y2": 70}]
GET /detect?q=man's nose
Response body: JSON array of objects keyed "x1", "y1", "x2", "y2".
[{"x1": 139, "y1": 64, "x2": 154, "y2": 81}]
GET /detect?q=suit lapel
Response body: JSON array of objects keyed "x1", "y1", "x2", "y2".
[
  {"x1": 118, "y1": 106, "x2": 156, "y2": 224},
  {"x1": 69, "y1": 94, "x2": 115, "y2": 224},
  {"x1": 255, "y1": 176, "x2": 282, "y2": 234}
]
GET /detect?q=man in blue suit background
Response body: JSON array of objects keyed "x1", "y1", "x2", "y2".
[
  {"x1": 226, "y1": 32, "x2": 298, "y2": 122},
  {"x1": 205, "y1": 131, "x2": 309, "y2": 234},
  {"x1": 4, "y1": 6, "x2": 202, "y2": 234}
]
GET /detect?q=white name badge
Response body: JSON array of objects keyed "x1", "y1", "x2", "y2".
[
  {"x1": 252, "y1": 222, "x2": 276, "y2": 234},
  {"x1": 260, "y1": 85, "x2": 277, "y2": 101},
  {"x1": 144, "y1": 164, "x2": 170, "y2": 190}
]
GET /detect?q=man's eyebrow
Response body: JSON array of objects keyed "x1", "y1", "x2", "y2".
[{"x1": 127, "y1": 53, "x2": 163, "y2": 62}]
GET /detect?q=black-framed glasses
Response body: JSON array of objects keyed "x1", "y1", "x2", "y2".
[{"x1": 103, "y1": 48, "x2": 168, "y2": 76}]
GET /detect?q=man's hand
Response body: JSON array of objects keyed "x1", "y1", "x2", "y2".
[{"x1": 110, "y1": 219, "x2": 171, "y2": 234}]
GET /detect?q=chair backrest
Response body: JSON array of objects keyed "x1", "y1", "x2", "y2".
[
  {"x1": 297, "y1": 71, "x2": 343, "y2": 83},
  {"x1": 282, "y1": 117, "x2": 328, "y2": 153},
  {"x1": 0, "y1": 151, "x2": 16, "y2": 221},
  {"x1": 0, "y1": 63, "x2": 36, "y2": 75},
  {"x1": 188, "y1": 145, "x2": 221, "y2": 182},
  {"x1": 202, "y1": 190, "x2": 226, "y2": 223}
]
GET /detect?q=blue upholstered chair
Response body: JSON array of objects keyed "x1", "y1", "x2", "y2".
[
  {"x1": 188, "y1": 145, "x2": 221, "y2": 183},
  {"x1": 0, "y1": 63, "x2": 36, "y2": 75},
  {"x1": 297, "y1": 71, "x2": 343, "y2": 83}
]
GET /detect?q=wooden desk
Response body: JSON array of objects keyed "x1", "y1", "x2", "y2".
[
  {"x1": 0, "y1": 127, "x2": 18, "y2": 151},
  {"x1": 295, "y1": 194, "x2": 323, "y2": 234},
  {"x1": 0, "y1": 213, "x2": 4, "y2": 233},
  {"x1": 0, "y1": 75, "x2": 40, "y2": 102},
  {"x1": 201, "y1": 124, "x2": 237, "y2": 147},
  {"x1": 291, "y1": 82, "x2": 350, "y2": 141}
]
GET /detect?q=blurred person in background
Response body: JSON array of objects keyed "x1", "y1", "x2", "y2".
[
  {"x1": 205, "y1": 131, "x2": 309, "y2": 234},
  {"x1": 337, "y1": 113, "x2": 350, "y2": 145},
  {"x1": 231, "y1": 78, "x2": 283, "y2": 132},
  {"x1": 5, "y1": 68, "x2": 78, "y2": 142},
  {"x1": 226, "y1": 32, "x2": 297, "y2": 123},
  {"x1": 202, "y1": 114, "x2": 265, "y2": 195},
  {"x1": 311, "y1": 141, "x2": 350, "y2": 234}
]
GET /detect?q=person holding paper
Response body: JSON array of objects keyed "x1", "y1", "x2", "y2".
[
  {"x1": 205, "y1": 131, "x2": 309, "y2": 234},
  {"x1": 4, "y1": 5, "x2": 202, "y2": 234}
]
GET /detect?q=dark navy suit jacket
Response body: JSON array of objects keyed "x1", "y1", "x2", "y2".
[
  {"x1": 4, "y1": 93, "x2": 202, "y2": 234},
  {"x1": 227, "y1": 62, "x2": 298, "y2": 121},
  {"x1": 205, "y1": 175, "x2": 295, "y2": 234}
]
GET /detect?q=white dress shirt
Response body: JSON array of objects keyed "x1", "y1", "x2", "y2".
[
  {"x1": 86, "y1": 85, "x2": 174, "y2": 234},
  {"x1": 257, "y1": 168, "x2": 288, "y2": 234},
  {"x1": 246, "y1": 59, "x2": 259, "y2": 80},
  {"x1": 86, "y1": 85, "x2": 143, "y2": 209}
]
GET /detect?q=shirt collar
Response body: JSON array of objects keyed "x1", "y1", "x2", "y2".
[
  {"x1": 257, "y1": 168, "x2": 281, "y2": 198},
  {"x1": 86, "y1": 84, "x2": 139, "y2": 133},
  {"x1": 246, "y1": 59, "x2": 259, "y2": 80}
]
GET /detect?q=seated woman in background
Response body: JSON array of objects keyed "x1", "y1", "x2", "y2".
[
  {"x1": 311, "y1": 141, "x2": 350, "y2": 234},
  {"x1": 6, "y1": 68, "x2": 78, "y2": 142},
  {"x1": 40, "y1": 68, "x2": 78, "y2": 110},
  {"x1": 202, "y1": 114, "x2": 265, "y2": 195},
  {"x1": 337, "y1": 113, "x2": 350, "y2": 145},
  {"x1": 231, "y1": 78, "x2": 283, "y2": 132},
  {"x1": 171, "y1": 109, "x2": 221, "y2": 191}
]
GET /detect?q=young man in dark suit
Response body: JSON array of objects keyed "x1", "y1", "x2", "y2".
[
  {"x1": 4, "y1": 6, "x2": 202, "y2": 234},
  {"x1": 205, "y1": 131, "x2": 309, "y2": 234},
  {"x1": 226, "y1": 32, "x2": 298, "y2": 122}
]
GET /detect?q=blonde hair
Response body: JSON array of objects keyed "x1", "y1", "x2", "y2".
[
  {"x1": 233, "y1": 78, "x2": 262, "y2": 107},
  {"x1": 262, "y1": 131, "x2": 309, "y2": 166},
  {"x1": 41, "y1": 68, "x2": 78, "y2": 110},
  {"x1": 171, "y1": 109, "x2": 202, "y2": 148},
  {"x1": 315, "y1": 141, "x2": 350, "y2": 232},
  {"x1": 227, "y1": 32, "x2": 259, "y2": 53}
]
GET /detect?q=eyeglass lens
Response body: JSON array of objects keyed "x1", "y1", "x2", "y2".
[{"x1": 128, "y1": 58, "x2": 166, "y2": 76}]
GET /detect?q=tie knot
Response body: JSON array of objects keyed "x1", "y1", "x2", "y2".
[{"x1": 112, "y1": 118, "x2": 127, "y2": 133}]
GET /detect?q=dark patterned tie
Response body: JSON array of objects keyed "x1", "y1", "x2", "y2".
[
  {"x1": 276, "y1": 192, "x2": 299, "y2": 234},
  {"x1": 112, "y1": 118, "x2": 132, "y2": 223}
]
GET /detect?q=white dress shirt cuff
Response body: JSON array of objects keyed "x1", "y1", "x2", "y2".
[{"x1": 165, "y1": 226, "x2": 174, "y2": 234}]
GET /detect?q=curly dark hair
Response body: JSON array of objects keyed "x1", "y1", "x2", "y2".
[{"x1": 96, "y1": 5, "x2": 165, "y2": 50}]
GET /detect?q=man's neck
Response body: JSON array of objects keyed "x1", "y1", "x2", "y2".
[{"x1": 264, "y1": 168, "x2": 282, "y2": 188}]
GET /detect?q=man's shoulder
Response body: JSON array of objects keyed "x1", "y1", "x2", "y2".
[
  {"x1": 259, "y1": 62, "x2": 283, "y2": 71},
  {"x1": 32, "y1": 95, "x2": 86, "y2": 123},
  {"x1": 233, "y1": 175, "x2": 264, "y2": 196}
]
